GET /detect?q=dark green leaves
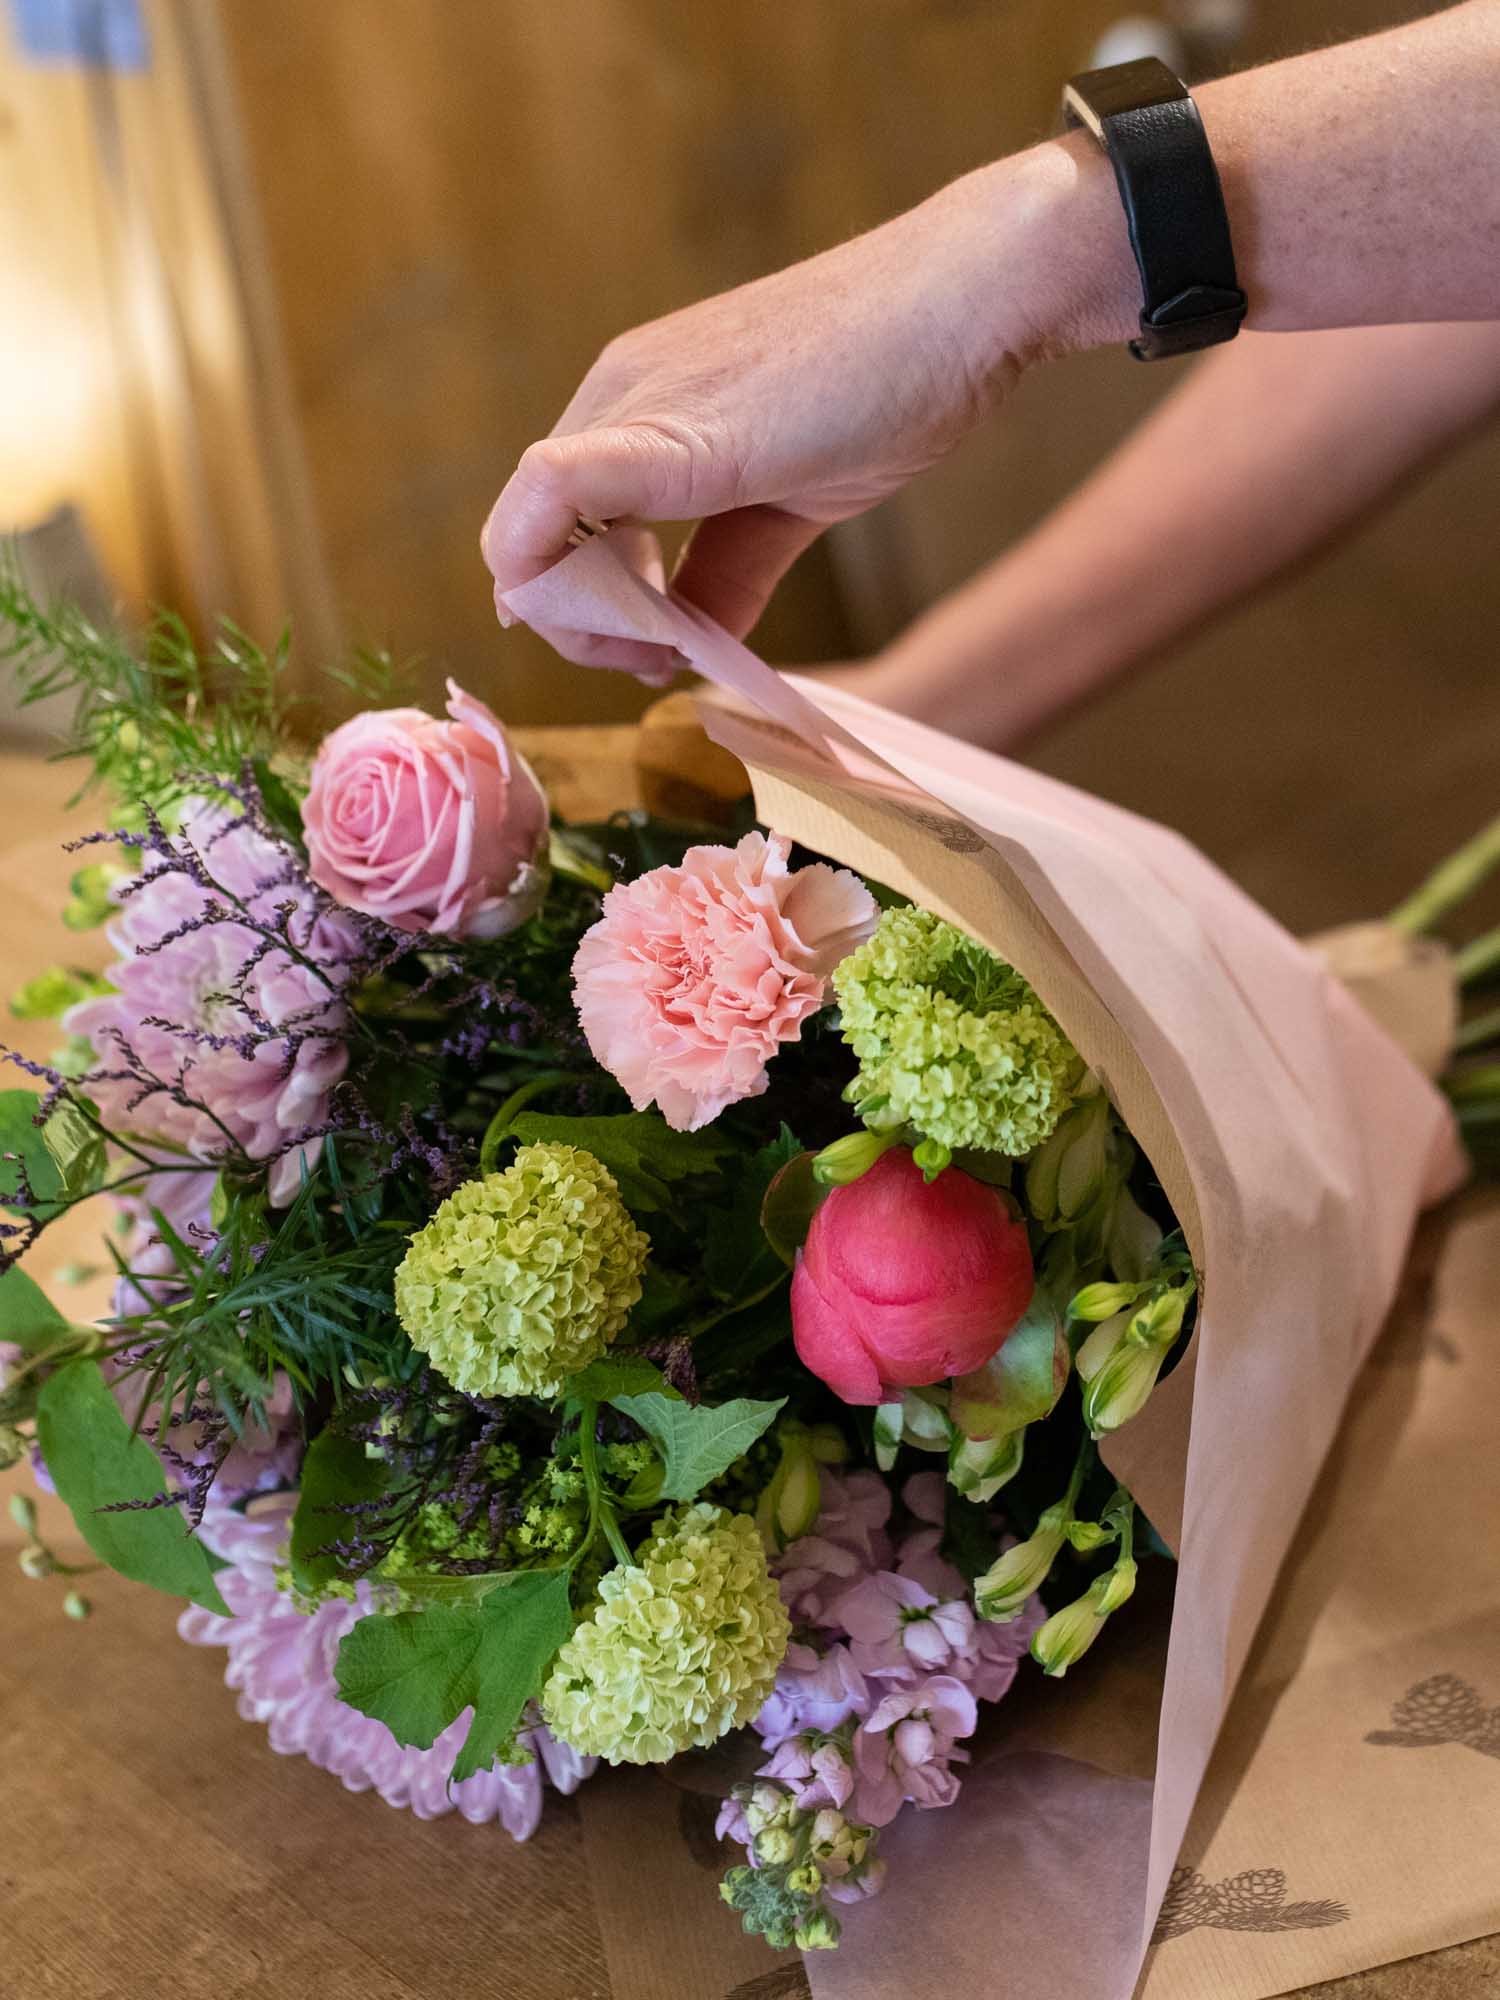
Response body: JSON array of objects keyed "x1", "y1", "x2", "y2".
[
  {"x1": 35, "y1": 1361, "x2": 229, "y2": 1612},
  {"x1": 758, "y1": 1150, "x2": 829, "y2": 1269},
  {"x1": 565, "y1": 1353, "x2": 677, "y2": 1404},
  {"x1": 335, "y1": 1567, "x2": 574, "y2": 1783},
  {"x1": 0, "y1": 1264, "x2": 71, "y2": 1354},
  {"x1": 0, "y1": 1090, "x2": 63, "y2": 1216},
  {"x1": 609, "y1": 1392, "x2": 784, "y2": 1502},
  {"x1": 704, "y1": 1126, "x2": 803, "y2": 1299},
  {"x1": 289, "y1": 1426, "x2": 394, "y2": 1595},
  {"x1": 507, "y1": 1110, "x2": 736, "y2": 1213}
]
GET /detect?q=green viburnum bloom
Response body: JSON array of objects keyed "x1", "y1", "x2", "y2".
[
  {"x1": 541, "y1": 1503, "x2": 790, "y2": 1765},
  {"x1": 832, "y1": 906, "x2": 1080, "y2": 1159},
  {"x1": 394, "y1": 1143, "x2": 650, "y2": 1399}
]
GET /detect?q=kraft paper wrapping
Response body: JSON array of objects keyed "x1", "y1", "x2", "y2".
[{"x1": 502, "y1": 539, "x2": 1474, "y2": 2000}]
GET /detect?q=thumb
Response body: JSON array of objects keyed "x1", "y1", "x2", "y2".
[
  {"x1": 482, "y1": 424, "x2": 707, "y2": 592},
  {"x1": 670, "y1": 505, "x2": 826, "y2": 640}
]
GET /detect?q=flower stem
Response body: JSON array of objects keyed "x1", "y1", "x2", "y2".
[
  {"x1": 576, "y1": 1402, "x2": 635, "y2": 1572},
  {"x1": 1457, "y1": 926, "x2": 1500, "y2": 991},
  {"x1": 1458, "y1": 1005, "x2": 1500, "y2": 1054},
  {"x1": 1388, "y1": 811, "x2": 1500, "y2": 934},
  {"x1": 478, "y1": 1070, "x2": 576, "y2": 1174}
]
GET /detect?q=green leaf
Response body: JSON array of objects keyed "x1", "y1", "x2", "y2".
[
  {"x1": 251, "y1": 756, "x2": 307, "y2": 848},
  {"x1": 609, "y1": 1392, "x2": 785, "y2": 1502},
  {"x1": 382, "y1": 1571, "x2": 512, "y2": 1608},
  {"x1": 566, "y1": 1353, "x2": 678, "y2": 1404},
  {"x1": 0, "y1": 1090, "x2": 64, "y2": 1217},
  {"x1": 334, "y1": 1567, "x2": 574, "y2": 1783},
  {"x1": 290, "y1": 1425, "x2": 395, "y2": 1595},
  {"x1": 35, "y1": 1360, "x2": 229, "y2": 1612},
  {"x1": 759, "y1": 1150, "x2": 829, "y2": 1268},
  {"x1": 508, "y1": 1110, "x2": 736, "y2": 1213},
  {"x1": 704, "y1": 1126, "x2": 803, "y2": 1300},
  {"x1": 42, "y1": 1099, "x2": 107, "y2": 1200},
  {"x1": 0, "y1": 1263, "x2": 71, "y2": 1354},
  {"x1": 949, "y1": 1290, "x2": 1070, "y2": 1437}
]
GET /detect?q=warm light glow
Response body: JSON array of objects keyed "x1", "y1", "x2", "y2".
[{"x1": 0, "y1": 263, "x2": 110, "y2": 530}]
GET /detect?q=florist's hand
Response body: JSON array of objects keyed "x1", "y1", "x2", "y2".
[{"x1": 481, "y1": 141, "x2": 1134, "y2": 681}]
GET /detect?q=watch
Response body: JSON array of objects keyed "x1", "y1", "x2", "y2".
[{"x1": 1062, "y1": 55, "x2": 1247, "y2": 362}]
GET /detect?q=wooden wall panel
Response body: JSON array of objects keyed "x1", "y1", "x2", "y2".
[{"x1": 212, "y1": 0, "x2": 1500, "y2": 935}]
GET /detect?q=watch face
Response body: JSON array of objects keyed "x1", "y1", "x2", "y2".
[{"x1": 1064, "y1": 56, "x2": 1188, "y2": 132}]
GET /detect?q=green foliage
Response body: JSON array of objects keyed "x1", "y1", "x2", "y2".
[
  {"x1": 0, "y1": 558, "x2": 298, "y2": 815},
  {"x1": 704, "y1": 1126, "x2": 803, "y2": 1301},
  {"x1": 41, "y1": 1100, "x2": 108, "y2": 1201},
  {"x1": 609, "y1": 1392, "x2": 785, "y2": 1503},
  {"x1": 334, "y1": 1567, "x2": 574, "y2": 1782},
  {"x1": 289, "y1": 1426, "x2": 396, "y2": 1595},
  {"x1": 118, "y1": 1150, "x2": 409, "y2": 1439},
  {"x1": 565, "y1": 1354, "x2": 677, "y2": 1404},
  {"x1": 507, "y1": 1108, "x2": 737, "y2": 1213},
  {"x1": 9, "y1": 965, "x2": 112, "y2": 1021},
  {"x1": 34, "y1": 1360, "x2": 228, "y2": 1611},
  {"x1": 0, "y1": 1264, "x2": 69, "y2": 1353},
  {"x1": 0, "y1": 1089, "x2": 64, "y2": 1217}
]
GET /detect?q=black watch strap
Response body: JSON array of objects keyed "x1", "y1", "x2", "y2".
[{"x1": 1062, "y1": 56, "x2": 1246, "y2": 362}]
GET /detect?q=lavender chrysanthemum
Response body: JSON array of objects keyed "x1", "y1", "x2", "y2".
[
  {"x1": 179, "y1": 1494, "x2": 593, "y2": 1835},
  {"x1": 65, "y1": 798, "x2": 359, "y2": 1206}
]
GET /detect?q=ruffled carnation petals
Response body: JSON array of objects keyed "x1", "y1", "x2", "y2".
[
  {"x1": 791, "y1": 1148, "x2": 1034, "y2": 1405},
  {"x1": 571, "y1": 830, "x2": 877, "y2": 1133},
  {"x1": 301, "y1": 680, "x2": 549, "y2": 939}
]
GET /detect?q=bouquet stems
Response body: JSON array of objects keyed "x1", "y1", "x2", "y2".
[{"x1": 1388, "y1": 810, "x2": 1500, "y2": 937}]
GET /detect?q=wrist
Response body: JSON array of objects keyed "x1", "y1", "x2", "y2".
[{"x1": 957, "y1": 136, "x2": 1141, "y2": 379}]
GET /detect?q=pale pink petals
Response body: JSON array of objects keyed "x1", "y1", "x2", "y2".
[
  {"x1": 301, "y1": 680, "x2": 549, "y2": 938},
  {"x1": 571, "y1": 831, "x2": 877, "y2": 1132}
]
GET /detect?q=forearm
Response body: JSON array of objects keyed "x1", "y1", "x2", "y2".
[
  {"x1": 868, "y1": 320, "x2": 1500, "y2": 745},
  {"x1": 997, "y1": 0, "x2": 1500, "y2": 371}
]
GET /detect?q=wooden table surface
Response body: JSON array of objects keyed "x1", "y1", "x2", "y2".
[{"x1": 1, "y1": 732, "x2": 1494, "y2": 2000}]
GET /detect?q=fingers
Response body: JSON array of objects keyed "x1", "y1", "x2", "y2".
[
  {"x1": 481, "y1": 424, "x2": 705, "y2": 592},
  {"x1": 670, "y1": 505, "x2": 825, "y2": 639}
]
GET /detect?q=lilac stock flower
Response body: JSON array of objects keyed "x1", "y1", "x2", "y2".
[
  {"x1": 756, "y1": 1641, "x2": 868, "y2": 1748},
  {"x1": 180, "y1": 1495, "x2": 593, "y2": 1834},
  {"x1": 849, "y1": 1675, "x2": 978, "y2": 1828},
  {"x1": 65, "y1": 799, "x2": 359, "y2": 1207},
  {"x1": 757, "y1": 1733, "x2": 855, "y2": 1812},
  {"x1": 835, "y1": 1569, "x2": 977, "y2": 1679}
]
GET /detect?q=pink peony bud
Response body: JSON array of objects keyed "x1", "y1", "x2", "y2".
[
  {"x1": 791, "y1": 1149, "x2": 1034, "y2": 1405},
  {"x1": 301, "y1": 680, "x2": 549, "y2": 938}
]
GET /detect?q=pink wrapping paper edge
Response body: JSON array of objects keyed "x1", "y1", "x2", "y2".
[{"x1": 502, "y1": 540, "x2": 1465, "y2": 1999}]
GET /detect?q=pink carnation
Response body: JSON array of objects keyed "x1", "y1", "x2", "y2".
[
  {"x1": 65, "y1": 800, "x2": 356, "y2": 1207},
  {"x1": 571, "y1": 831, "x2": 877, "y2": 1132},
  {"x1": 180, "y1": 1495, "x2": 592, "y2": 1835},
  {"x1": 301, "y1": 681, "x2": 549, "y2": 939}
]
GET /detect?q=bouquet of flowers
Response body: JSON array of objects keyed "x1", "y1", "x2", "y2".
[{"x1": 2, "y1": 544, "x2": 1493, "y2": 1992}]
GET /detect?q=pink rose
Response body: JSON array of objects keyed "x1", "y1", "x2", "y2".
[
  {"x1": 791, "y1": 1149, "x2": 1034, "y2": 1404},
  {"x1": 571, "y1": 831, "x2": 877, "y2": 1132},
  {"x1": 301, "y1": 680, "x2": 549, "y2": 938}
]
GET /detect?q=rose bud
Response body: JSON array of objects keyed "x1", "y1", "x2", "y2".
[
  {"x1": 791, "y1": 1148, "x2": 1034, "y2": 1405},
  {"x1": 302, "y1": 679, "x2": 549, "y2": 938}
]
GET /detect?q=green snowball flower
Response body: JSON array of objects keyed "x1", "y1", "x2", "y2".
[
  {"x1": 394, "y1": 1142, "x2": 649, "y2": 1398},
  {"x1": 541, "y1": 1503, "x2": 790, "y2": 1765},
  {"x1": 832, "y1": 905, "x2": 1081, "y2": 1159}
]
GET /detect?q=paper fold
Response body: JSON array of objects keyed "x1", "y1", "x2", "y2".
[{"x1": 502, "y1": 540, "x2": 1465, "y2": 1999}]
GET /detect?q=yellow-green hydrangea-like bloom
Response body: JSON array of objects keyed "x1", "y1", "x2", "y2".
[
  {"x1": 832, "y1": 905, "x2": 1080, "y2": 1159},
  {"x1": 393, "y1": 1143, "x2": 649, "y2": 1399},
  {"x1": 541, "y1": 1503, "x2": 790, "y2": 1765}
]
